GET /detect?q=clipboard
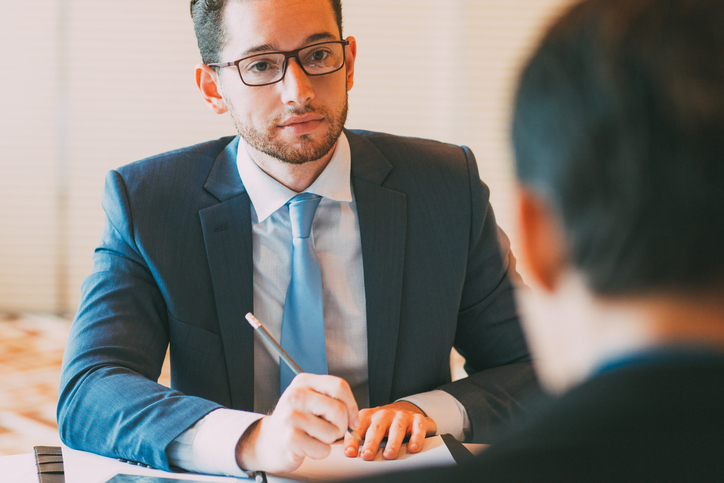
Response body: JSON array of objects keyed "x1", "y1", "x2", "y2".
[{"x1": 440, "y1": 434, "x2": 475, "y2": 465}]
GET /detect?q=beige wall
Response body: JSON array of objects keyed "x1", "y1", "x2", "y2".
[{"x1": 0, "y1": 0, "x2": 572, "y2": 314}]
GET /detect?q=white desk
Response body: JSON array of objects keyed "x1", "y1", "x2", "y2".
[
  {"x1": 0, "y1": 453, "x2": 38, "y2": 482},
  {"x1": 1, "y1": 439, "x2": 484, "y2": 483},
  {"x1": 0, "y1": 446, "x2": 243, "y2": 483}
]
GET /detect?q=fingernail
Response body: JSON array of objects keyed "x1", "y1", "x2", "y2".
[
  {"x1": 384, "y1": 449, "x2": 395, "y2": 459},
  {"x1": 363, "y1": 450, "x2": 373, "y2": 459},
  {"x1": 345, "y1": 447, "x2": 356, "y2": 456},
  {"x1": 409, "y1": 443, "x2": 418, "y2": 451}
]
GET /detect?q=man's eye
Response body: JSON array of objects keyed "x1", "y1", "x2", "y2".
[
  {"x1": 248, "y1": 61, "x2": 271, "y2": 72},
  {"x1": 242, "y1": 56, "x2": 281, "y2": 74},
  {"x1": 307, "y1": 49, "x2": 330, "y2": 62}
]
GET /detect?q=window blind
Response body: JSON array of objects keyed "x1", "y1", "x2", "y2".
[{"x1": 0, "y1": 0, "x2": 572, "y2": 313}]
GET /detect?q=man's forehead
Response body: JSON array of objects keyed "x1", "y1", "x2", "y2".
[
  {"x1": 221, "y1": 0, "x2": 339, "y2": 56},
  {"x1": 242, "y1": 32, "x2": 340, "y2": 56}
]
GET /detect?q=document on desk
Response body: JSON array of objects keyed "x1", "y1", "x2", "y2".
[
  {"x1": 62, "y1": 435, "x2": 462, "y2": 483},
  {"x1": 268, "y1": 435, "x2": 458, "y2": 482}
]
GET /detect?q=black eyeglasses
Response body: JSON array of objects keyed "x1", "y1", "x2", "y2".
[{"x1": 208, "y1": 40, "x2": 350, "y2": 87}]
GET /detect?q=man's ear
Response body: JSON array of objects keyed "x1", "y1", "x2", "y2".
[
  {"x1": 195, "y1": 63, "x2": 228, "y2": 114},
  {"x1": 344, "y1": 36, "x2": 357, "y2": 91},
  {"x1": 516, "y1": 186, "x2": 568, "y2": 292}
]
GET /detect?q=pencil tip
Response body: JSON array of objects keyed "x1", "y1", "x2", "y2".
[{"x1": 245, "y1": 312, "x2": 260, "y2": 329}]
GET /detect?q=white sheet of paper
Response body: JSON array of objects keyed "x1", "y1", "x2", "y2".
[
  {"x1": 267, "y1": 435, "x2": 457, "y2": 482},
  {"x1": 61, "y1": 435, "x2": 460, "y2": 483}
]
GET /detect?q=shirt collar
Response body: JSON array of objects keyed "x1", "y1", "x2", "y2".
[{"x1": 236, "y1": 132, "x2": 352, "y2": 222}]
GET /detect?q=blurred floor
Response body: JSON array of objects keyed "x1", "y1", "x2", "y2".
[
  {"x1": 0, "y1": 312, "x2": 69, "y2": 456},
  {"x1": 0, "y1": 312, "x2": 171, "y2": 456}
]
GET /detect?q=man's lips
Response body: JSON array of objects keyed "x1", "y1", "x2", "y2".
[
  {"x1": 279, "y1": 114, "x2": 324, "y2": 127},
  {"x1": 278, "y1": 114, "x2": 324, "y2": 134}
]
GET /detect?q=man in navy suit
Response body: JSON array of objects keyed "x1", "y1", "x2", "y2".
[{"x1": 57, "y1": 0, "x2": 536, "y2": 476}]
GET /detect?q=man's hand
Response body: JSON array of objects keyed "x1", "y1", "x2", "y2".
[
  {"x1": 343, "y1": 401, "x2": 437, "y2": 461},
  {"x1": 235, "y1": 373, "x2": 360, "y2": 473}
]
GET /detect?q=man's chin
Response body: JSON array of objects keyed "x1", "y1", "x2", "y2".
[
  {"x1": 267, "y1": 144, "x2": 335, "y2": 165},
  {"x1": 249, "y1": 131, "x2": 340, "y2": 165}
]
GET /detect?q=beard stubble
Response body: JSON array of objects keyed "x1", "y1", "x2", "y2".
[{"x1": 232, "y1": 94, "x2": 349, "y2": 165}]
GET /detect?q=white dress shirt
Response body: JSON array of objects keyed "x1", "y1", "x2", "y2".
[{"x1": 167, "y1": 133, "x2": 469, "y2": 476}]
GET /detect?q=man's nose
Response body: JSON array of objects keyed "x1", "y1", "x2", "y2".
[{"x1": 280, "y1": 58, "x2": 315, "y2": 106}]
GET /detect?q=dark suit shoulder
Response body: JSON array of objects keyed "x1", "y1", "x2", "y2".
[
  {"x1": 470, "y1": 358, "x2": 724, "y2": 481},
  {"x1": 346, "y1": 129, "x2": 477, "y2": 199},
  {"x1": 349, "y1": 129, "x2": 469, "y2": 167},
  {"x1": 103, "y1": 136, "x2": 238, "y2": 231},
  {"x1": 350, "y1": 129, "x2": 464, "y2": 150},
  {"x1": 115, "y1": 135, "x2": 236, "y2": 180}
]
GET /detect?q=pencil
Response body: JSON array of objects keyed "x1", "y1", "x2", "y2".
[{"x1": 245, "y1": 312, "x2": 363, "y2": 443}]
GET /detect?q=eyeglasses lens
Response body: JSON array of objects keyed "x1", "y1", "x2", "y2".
[{"x1": 238, "y1": 42, "x2": 345, "y2": 86}]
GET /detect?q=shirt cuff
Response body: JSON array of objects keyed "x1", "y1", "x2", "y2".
[
  {"x1": 166, "y1": 408, "x2": 263, "y2": 477},
  {"x1": 397, "y1": 389, "x2": 470, "y2": 441}
]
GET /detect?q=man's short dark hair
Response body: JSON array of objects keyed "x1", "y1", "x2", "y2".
[
  {"x1": 190, "y1": 0, "x2": 344, "y2": 65},
  {"x1": 512, "y1": 0, "x2": 724, "y2": 295}
]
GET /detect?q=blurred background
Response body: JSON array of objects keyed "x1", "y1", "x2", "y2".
[{"x1": 0, "y1": 0, "x2": 572, "y2": 455}]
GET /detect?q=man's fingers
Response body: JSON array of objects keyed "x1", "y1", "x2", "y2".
[
  {"x1": 349, "y1": 403, "x2": 437, "y2": 460},
  {"x1": 382, "y1": 414, "x2": 410, "y2": 459},
  {"x1": 291, "y1": 374, "x2": 360, "y2": 429},
  {"x1": 343, "y1": 430, "x2": 362, "y2": 457},
  {"x1": 282, "y1": 386, "x2": 349, "y2": 442},
  {"x1": 238, "y1": 374, "x2": 364, "y2": 473},
  {"x1": 407, "y1": 414, "x2": 428, "y2": 453},
  {"x1": 344, "y1": 407, "x2": 375, "y2": 458},
  {"x1": 289, "y1": 407, "x2": 347, "y2": 445},
  {"x1": 360, "y1": 411, "x2": 394, "y2": 460}
]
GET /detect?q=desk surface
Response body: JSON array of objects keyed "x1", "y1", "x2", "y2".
[
  {"x1": 1, "y1": 447, "x2": 242, "y2": 483},
  {"x1": 0, "y1": 453, "x2": 37, "y2": 482},
  {"x1": 1, "y1": 442, "x2": 486, "y2": 483}
]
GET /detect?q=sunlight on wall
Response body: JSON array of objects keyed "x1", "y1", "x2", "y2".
[{"x1": 0, "y1": 0, "x2": 573, "y2": 313}]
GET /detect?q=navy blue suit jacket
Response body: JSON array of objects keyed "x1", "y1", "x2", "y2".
[{"x1": 58, "y1": 130, "x2": 536, "y2": 470}]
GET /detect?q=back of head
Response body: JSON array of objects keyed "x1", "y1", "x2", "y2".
[{"x1": 513, "y1": 0, "x2": 724, "y2": 296}]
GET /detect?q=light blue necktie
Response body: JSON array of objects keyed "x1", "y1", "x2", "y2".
[{"x1": 280, "y1": 193, "x2": 327, "y2": 394}]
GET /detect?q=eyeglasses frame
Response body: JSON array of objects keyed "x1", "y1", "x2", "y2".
[{"x1": 208, "y1": 39, "x2": 350, "y2": 87}]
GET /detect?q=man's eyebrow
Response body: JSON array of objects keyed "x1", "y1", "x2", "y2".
[
  {"x1": 241, "y1": 43, "x2": 277, "y2": 56},
  {"x1": 240, "y1": 32, "x2": 339, "y2": 57},
  {"x1": 303, "y1": 32, "x2": 338, "y2": 45}
]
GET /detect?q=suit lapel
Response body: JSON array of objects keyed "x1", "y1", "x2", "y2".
[
  {"x1": 347, "y1": 131, "x2": 408, "y2": 407},
  {"x1": 196, "y1": 133, "x2": 408, "y2": 409},
  {"x1": 199, "y1": 137, "x2": 255, "y2": 411}
]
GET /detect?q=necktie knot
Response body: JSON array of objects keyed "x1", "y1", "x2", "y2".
[{"x1": 288, "y1": 193, "x2": 321, "y2": 239}]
